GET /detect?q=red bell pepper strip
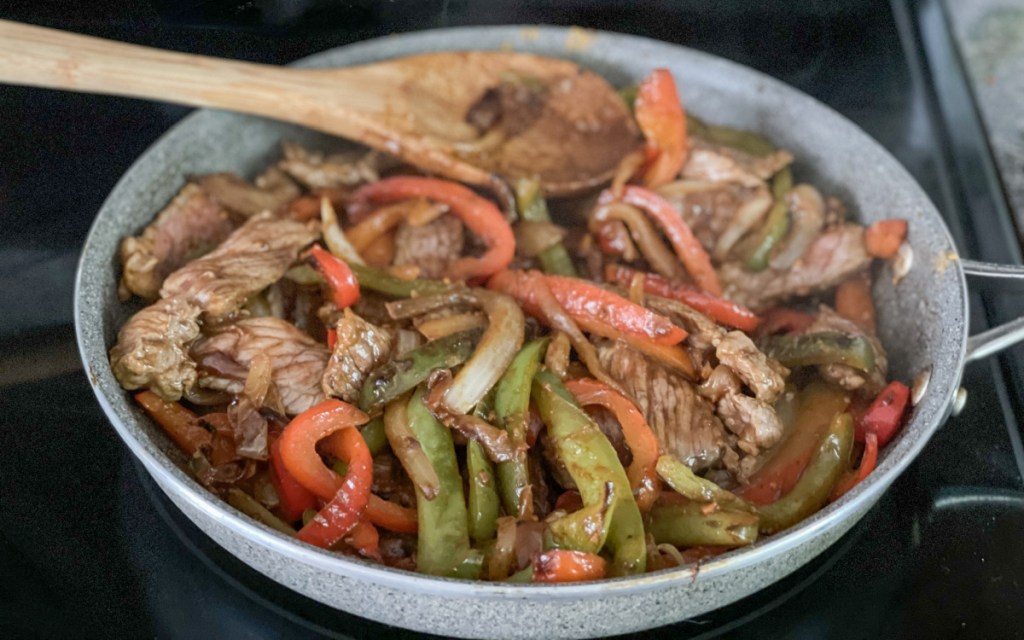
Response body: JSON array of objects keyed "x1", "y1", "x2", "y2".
[
  {"x1": 326, "y1": 328, "x2": 337, "y2": 351},
  {"x1": 365, "y1": 494, "x2": 418, "y2": 533},
  {"x1": 635, "y1": 69, "x2": 689, "y2": 188},
  {"x1": 602, "y1": 186, "x2": 722, "y2": 296},
  {"x1": 830, "y1": 431, "x2": 879, "y2": 501},
  {"x1": 554, "y1": 490, "x2": 584, "y2": 513},
  {"x1": 532, "y1": 550, "x2": 608, "y2": 583},
  {"x1": 269, "y1": 437, "x2": 318, "y2": 523},
  {"x1": 306, "y1": 244, "x2": 360, "y2": 309},
  {"x1": 345, "y1": 519, "x2": 382, "y2": 561},
  {"x1": 348, "y1": 176, "x2": 514, "y2": 281},
  {"x1": 864, "y1": 219, "x2": 908, "y2": 259},
  {"x1": 134, "y1": 391, "x2": 212, "y2": 456},
  {"x1": 855, "y1": 381, "x2": 911, "y2": 447},
  {"x1": 604, "y1": 264, "x2": 760, "y2": 332},
  {"x1": 278, "y1": 399, "x2": 372, "y2": 548},
  {"x1": 565, "y1": 378, "x2": 661, "y2": 512},
  {"x1": 488, "y1": 269, "x2": 687, "y2": 346},
  {"x1": 834, "y1": 274, "x2": 877, "y2": 334},
  {"x1": 295, "y1": 425, "x2": 373, "y2": 548}
]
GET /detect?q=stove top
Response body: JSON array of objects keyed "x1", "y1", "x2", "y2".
[{"x1": 2, "y1": 1, "x2": 1023, "y2": 638}]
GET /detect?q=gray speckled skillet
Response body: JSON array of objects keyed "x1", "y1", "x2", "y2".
[{"x1": 74, "y1": 26, "x2": 1024, "y2": 640}]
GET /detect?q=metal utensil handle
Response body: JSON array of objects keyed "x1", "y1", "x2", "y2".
[{"x1": 962, "y1": 259, "x2": 1024, "y2": 362}]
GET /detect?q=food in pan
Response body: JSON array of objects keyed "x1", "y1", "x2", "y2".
[{"x1": 109, "y1": 68, "x2": 911, "y2": 582}]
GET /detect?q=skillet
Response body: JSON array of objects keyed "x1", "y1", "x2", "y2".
[{"x1": 74, "y1": 25, "x2": 1024, "y2": 639}]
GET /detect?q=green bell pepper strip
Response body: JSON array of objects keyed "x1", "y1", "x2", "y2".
[
  {"x1": 757, "y1": 412, "x2": 855, "y2": 535},
  {"x1": 547, "y1": 481, "x2": 617, "y2": 554},
  {"x1": 686, "y1": 114, "x2": 776, "y2": 157},
  {"x1": 406, "y1": 386, "x2": 482, "y2": 578},
  {"x1": 655, "y1": 454, "x2": 754, "y2": 513},
  {"x1": 647, "y1": 502, "x2": 759, "y2": 547},
  {"x1": 515, "y1": 178, "x2": 578, "y2": 277},
  {"x1": 226, "y1": 488, "x2": 297, "y2": 536},
  {"x1": 505, "y1": 567, "x2": 534, "y2": 583},
  {"x1": 359, "y1": 327, "x2": 483, "y2": 413},
  {"x1": 532, "y1": 370, "x2": 647, "y2": 576},
  {"x1": 759, "y1": 332, "x2": 876, "y2": 373},
  {"x1": 493, "y1": 338, "x2": 549, "y2": 517},
  {"x1": 467, "y1": 438, "x2": 500, "y2": 543},
  {"x1": 349, "y1": 263, "x2": 449, "y2": 298},
  {"x1": 360, "y1": 417, "x2": 388, "y2": 457},
  {"x1": 743, "y1": 171, "x2": 793, "y2": 272}
]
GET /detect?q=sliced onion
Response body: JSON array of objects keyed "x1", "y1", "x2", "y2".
[
  {"x1": 714, "y1": 186, "x2": 773, "y2": 261},
  {"x1": 488, "y1": 516, "x2": 518, "y2": 580},
  {"x1": 627, "y1": 272, "x2": 646, "y2": 305},
  {"x1": 514, "y1": 219, "x2": 567, "y2": 258},
  {"x1": 610, "y1": 149, "x2": 647, "y2": 197},
  {"x1": 386, "y1": 290, "x2": 469, "y2": 320},
  {"x1": 426, "y1": 372, "x2": 523, "y2": 462},
  {"x1": 768, "y1": 184, "x2": 824, "y2": 269},
  {"x1": 443, "y1": 290, "x2": 525, "y2": 414},
  {"x1": 545, "y1": 332, "x2": 572, "y2": 379},
  {"x1": 531, "y1": 274, "x2": 624, "y2": 394},
  {"x1": 383, "y1": 394, "x2": 441, "y2": 500},
  {"x1": 347, "y1": 200, "x2": 417, "y2": 251},
  {"x1": 405, "y1": 200, "x2": 447, "y2": 227},
  {"x1": 592, "y1": 202, "x2": 686, "y2": 281},
  {"x1": 416, "y1": 312, "x2": 487, "y2": 341},
  {"x1": 320, "y1": 197, "x2": 366, "y2": 265}
]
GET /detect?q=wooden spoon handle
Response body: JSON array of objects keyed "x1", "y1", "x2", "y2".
[{"x1": 0, "y1": 19, "x2": 319, "y2": 117}]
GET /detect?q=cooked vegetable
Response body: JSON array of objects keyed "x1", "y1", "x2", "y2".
[
  {"x1": 655, "y1": 454, "x2": 752, "y2": 513},
  {"x1": 864, "y1": 219, "x2": 908, "y2": 258},
  {"x1": 227, "y1": 488, "x2": 297, "y2": 536},
  {"x1": 830, "y1": 431, "x2": 879, "y2": 500},
  {"x1": 515, "y1": 177, "x2": 578, "y2": 276},
  {"x1": 635, "y1": 69, "x2": 688, "y2": 188},
  {"x1": 467, "y1": 439, "x2": 500, "y2": 542},
  {"x1": 761, "y1": 332, "x2": 875, "y2": 372},
  {"x1": 134, "y1": 391, "x2": 211, "y2": 455},
  {"x1": 591, "y1": 201, "x2": 686, "y2": 281},
  {"x1": 605, "y1": 265, "x2": 760, "y2": 332},
  {"x1": 383, "y1": 395, "x2": 441, "y2": 500},
  {"x1": 648, "y1": 502, "x2": 759, "y2": 547},
  {"x1": 743, "y1": 195, "x2": 790, "y2": 272},
  {"x1": 606, "y1": 185, "x2": 721, "y2": 295},
  {"x1": 406, "y1": 387, "x2": 482, "y2": 577},
  {"x1": 349, "y1": 262, "x2": 449, "y2": 298},
  {"x1": 834, "y1": 273, "x2": 877, "y2": 333},
  {"x1": 493, "y1": 338, "x2": 548, "y2": 518},
  {"x1": 757, "y1": 412, "x2": 854, "y2": 534},
  {"x1": 565, "y1": 378, "x2": 661, "y2": 512},
  {"x1": 350, "y1": 176, "x2": 515, "y2": 281},
  {"x1": 687, "y1": 114, "x2": 775, "y2": 156},
  {"x1": 532, "y1": 550, "x2": 608, "y2": 583},
  {"x1": 305, "y1": 244, "x2": 360, "y2": 309},
  {"x1": 856, "y1": 381, "x2": 910, "y2": 447},
  {"x1": 269, "y1": 437, "x2": 317, "y2": 523},
  {"x1": 489, "y1": 269, "x2": 687, "y2": 346},
  {"x1": 359, "y1": 328, "x2": 483, "y2": 413},
  {"x1": 533, "y1": 371, "x2": 647, "y2": 577}
]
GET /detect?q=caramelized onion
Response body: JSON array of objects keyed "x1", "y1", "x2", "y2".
[
  {"x1": 383, "y1": 394, "x2": 441, "y2": 500},
  {"x1": 320, "y1": 197, "x2": 366, "y2": 265},
  {"x1": 514, "y1": 219, "x2": 568, "y2": 259},
  {"x1": 592, "y1": 202, "x2": 686, "y2": 281}
]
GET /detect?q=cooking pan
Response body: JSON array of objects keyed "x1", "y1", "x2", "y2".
[{"x1": 73, "y1": 26, "x2": 1024, "y2": 639}]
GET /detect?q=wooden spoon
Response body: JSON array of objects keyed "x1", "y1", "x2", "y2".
[{"x1": 0, "y1": 19, "x2": 641, "y2": 201}]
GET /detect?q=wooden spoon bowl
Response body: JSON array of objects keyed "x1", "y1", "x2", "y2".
[{"x1": 0, "y1": 20, "x2": 641, "y2": 198}]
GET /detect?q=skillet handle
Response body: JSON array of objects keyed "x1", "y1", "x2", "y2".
[{"x1": 962, "y1": 259, "x2": 1024, "y2": 363}]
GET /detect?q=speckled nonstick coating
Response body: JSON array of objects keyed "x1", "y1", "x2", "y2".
[{"x1": 74, "y1": 26, "x2": 967, "y2": 639}]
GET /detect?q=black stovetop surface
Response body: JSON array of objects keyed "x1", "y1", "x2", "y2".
[{"x1": 2, "y1": 1, "x2": 1023, "y2": 638}]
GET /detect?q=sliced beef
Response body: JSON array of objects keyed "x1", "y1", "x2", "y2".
[
  {"x1": 109, "y1": 297, "x2": 202, "y2": 401},
  {"x1": 643, "y1": 295, "x2": 788, "y2": 401},
  {"x1": 715, "y1": 331, "x2": 787, "y2": 403},
  {"x1": 322, "y1": 309, "x2": 394, "y2": 403},
  {"x1": 807, "y1": 305, "x2": 888, "y2": 394},
  {"x1": 718, "y1": 224, "x2": 872, "y2": 312},
  {"x1": 659, "y1": 184, "x2": 766, "y2": 253},
  {"x1": 681, "y1": 142, "x2": 791, "y2": 189},
  {"x1": 160, "y1": 213, "x2": 318, "y2": 318},
  {"x1": 392, "y1": 214, "x2": 465, "y2": 279},
  {"x1": 278, "y1": 141, "x2": 381, "y2": 190},
  {"x1": 597, "y1": 339, "x2": 728, "y2": 471},
  {"x1": 191, "y1": 317, "x2": 330, "y2": 415},
  {"x1": 118, "y1": 183, "x2": 235, "y2": 300},
  {"x1": 698, "y1": 365, "x2": 783, "y2": 465},
  {"x1": 196, "y1": 167, "x2": 300, "y2": 217}
]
